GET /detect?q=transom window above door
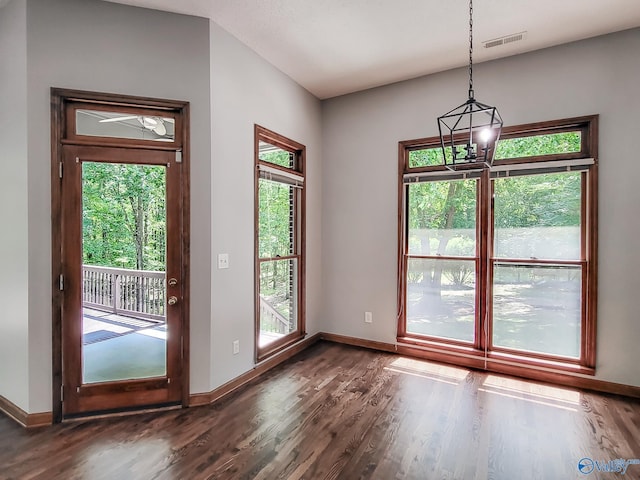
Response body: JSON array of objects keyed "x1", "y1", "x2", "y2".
[
  {"x1": 65, "y1": 101, "x2": 182, "y2": 148},
  {"x1": 76, "y1": 109, "x2": 176, "y2": 142}
]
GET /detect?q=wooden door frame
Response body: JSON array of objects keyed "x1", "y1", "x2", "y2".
[{"x1": 50, "y1": 88, "x2": 191, "y2": 423}]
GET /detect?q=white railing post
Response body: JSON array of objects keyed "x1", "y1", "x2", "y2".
[
  {"x1": 82, "y1": 265, "x2": 165, "y2": 322},
  {"x1": 113, "y1": 273, "x2": 120, "y2": 315}
]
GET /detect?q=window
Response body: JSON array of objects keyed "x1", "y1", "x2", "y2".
[
  {"x1": 76, "y1": 109, "x2": 176, "y2": 142},
  {"x1": 406, "y1": 178, "x2": 478, "y2": 343},
  {"x1": 68, "y1": 102, "x2": 180, "y2": 147},
  {"x1": 492, "y1": 172, "x2": 583, "y2": 358},
  {"x1": 398, "y1": 116, "x2": 598, "y2": 374},
  {"x1": 255, "y1": 125, "x2": 306, "y2": 361}
]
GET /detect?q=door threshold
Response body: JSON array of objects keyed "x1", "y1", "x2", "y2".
[{"x1": 63, "y1": 402, "x2": 182, "y2": 422}]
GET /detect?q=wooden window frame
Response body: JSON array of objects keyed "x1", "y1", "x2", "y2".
[
  {"x1": 254, "y1": 125, "x2": 306, "y2": 362},
  {"x1": 397, "y1": 115, "x2": 598, "y2": 376},
  {"x1": 400, "y1": 177, "x2": 483, "y2": 349},
  {"x1": 65, "y1": 101, "x2": 182, "y2": 149}
]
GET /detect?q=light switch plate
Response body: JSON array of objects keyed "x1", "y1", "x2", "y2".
[{"x1": 218, "y1": 253, "x2": 229, "y2": 269}]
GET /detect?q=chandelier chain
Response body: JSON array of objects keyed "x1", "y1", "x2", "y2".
[
  {"x1": 469, "y1": 0, "x2": 474, "y2": 98},
  {"x1": 437, "y1": 0, "x2": 503, "y2": 170}
]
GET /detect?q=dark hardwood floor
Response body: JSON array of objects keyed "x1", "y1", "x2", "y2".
[{"x1": 2, "y1": 342, "x2": 640, "y2": 480}]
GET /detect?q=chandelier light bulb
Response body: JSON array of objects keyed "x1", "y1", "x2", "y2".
[{"x1": 480, "y1": 128, "x2": 492, "y2": 144}]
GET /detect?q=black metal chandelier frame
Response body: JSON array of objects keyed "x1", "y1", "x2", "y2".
[{"x1": 437, "y1": 0, "x2": 503, "y2": 171}]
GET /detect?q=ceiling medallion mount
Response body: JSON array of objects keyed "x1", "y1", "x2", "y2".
[{"x1": 437, "y1": 0, "x2": 503, "y2": 171}]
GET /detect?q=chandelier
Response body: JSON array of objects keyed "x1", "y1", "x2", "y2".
[{"x1": 437, "y1": 0, "x2": 503, "y2": 170}]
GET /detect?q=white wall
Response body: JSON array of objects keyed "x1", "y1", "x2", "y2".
[
  {"x1": 209, "y1": 22, "x2": 322, "y2": 388},
  {"x1": 0, "y1": 0, "x2": 30, "y2": 412},
  {"x1": 321, "y1": 28, "x2": 640, "y2": 387},
  {"x1": 24, "y1": 0, "x2": 211, "y2": 411}
]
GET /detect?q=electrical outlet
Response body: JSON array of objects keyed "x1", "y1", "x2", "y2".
[
  {"x1": 232, "y1": 340, "x2": 239, "y2": 354},
  {"x1": 218, "y1": 253, "x2": 229, "y2": 269},
  {"x1": 365, "y1": 311, "x2": 373, "y2": 323}
]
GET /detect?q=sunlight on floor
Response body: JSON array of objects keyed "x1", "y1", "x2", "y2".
[
  {"x1": 479, "y1": 374, "x2": 581, "y2": 411},
  {"x1": 384, "y1": 356, "x2": 471, "y2": 385}
]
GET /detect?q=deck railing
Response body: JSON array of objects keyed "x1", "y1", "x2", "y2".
[
  {"x1": 82, "y1": 265, "x2": 165, "y2": 321},
  {"x1": 84, "y1": 265, "x2": 292, "y2": 330},
  {"x1": 259, "y1": 297, "x2": 291, "y2": 334}
]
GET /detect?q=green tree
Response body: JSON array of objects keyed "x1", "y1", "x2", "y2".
[
  {"x1": 409, "y1": 179, "x2": 476, "y2": 297},
  {"x1": 258, "y1": 149, "x2": 298, "y2": 321},
  {"x1": 494, "y1": 173, "x2": 580, "y2": 229},
  {"x1": 408, "y1": 132, "x2": 581, "y2": 300},
  {"x1": 82, "y1": 163, "x2": 166, "y2": 272},
  {"x1": 494, "y1": 132, "x2": 581, "y2": 160}
]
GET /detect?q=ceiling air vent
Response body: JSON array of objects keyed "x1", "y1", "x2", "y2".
[{"x1": 483, "y1": 31, "x2": 527, "y2": 49}]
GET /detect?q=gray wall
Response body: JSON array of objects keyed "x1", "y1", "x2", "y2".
[
  {"x1": 2, "y1": 0, "x2": 638, "y2": 414},
  {"x1": 0, "y1": 0, "x2": 29, "y2": 412},
  {"x1": 321, "y1": 28, "x2": 640, "y2": 387},
  {"x1": 23, "y1": 0, "x2": 211, "y2": 412},
  {"x1": 0, "y1": 0, "x2": 323, "y2": 413},
  {"x1": 209, "y1": 22, "x2": 323, "y2": 388}
]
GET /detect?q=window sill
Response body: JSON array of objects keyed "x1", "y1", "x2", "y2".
[
  {"x1": 256, "y1": 332, "x2": 306, "y2": 363},
  {"x1": 396, "y1": 336, "x2": 595, "y2": 377}
]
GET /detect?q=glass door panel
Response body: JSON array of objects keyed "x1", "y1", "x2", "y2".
[{"x1": 81, "y1": 162, "x2": 167, "y2": 383}]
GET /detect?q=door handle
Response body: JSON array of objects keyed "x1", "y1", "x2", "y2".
[
  {"x1": 168, "y1": 278, "x2": 178, "y2": 287},
  {"x1": 168, "y1": 296, "x2": 178, "y2": 306}
]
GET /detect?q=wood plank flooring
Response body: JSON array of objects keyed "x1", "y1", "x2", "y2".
[{"x1": 1, "y1": 342, "x2": 640, "y2": 479}]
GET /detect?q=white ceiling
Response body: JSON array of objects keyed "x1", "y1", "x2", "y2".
[{"x1": 106, "y1": 1, "x2": 640, "y2": 98}]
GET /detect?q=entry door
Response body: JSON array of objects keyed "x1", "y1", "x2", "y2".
[{"x1": 61, "y1": 145, "x2": 183, "y2": 416}]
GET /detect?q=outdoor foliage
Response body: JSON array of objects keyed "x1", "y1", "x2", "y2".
[
  {"x1": 408, "y1": 132, "x2": 583, "y2": 261},
  {"x1": 260, "y1": 144, "x2": 294, "y2": 169},
  {"x1": 494, "y1": 173, "x2": 580, "y2": 229},
  {"x1": 82, "y1": 162, "x2": 166, "y2": 271},
  {"x1": 258, "y1": 179, "x2": 293, "y2": 259},
  {"x1": 408, "y1": 131, "x2": 581, "y2": 168},
  {"x1": 258, "y1": 149, "x2": 298, "y2": 331},
  {"x1": 406, "y1": 131, "x2": 584, "y2": 353},
  {"x1": 409, "y1": 147, "x2": 443, "y2": 168},
  {"x1": 494, "y1": 132, "x2": 581, "y2": 159}
]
